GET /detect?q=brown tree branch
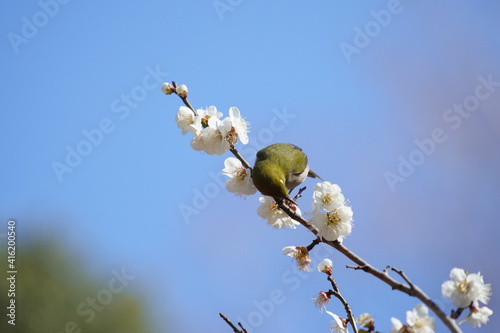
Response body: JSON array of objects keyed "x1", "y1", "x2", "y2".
[
  {"x1": 327, "y1": 276, "x2": 359, "y2": 333},
  {"x1": 451, "y1": 306, "x2": 468, "y2": 320},
  {"x1": 277, "y1": 203, "x2": 463, "y2": 333},
  {"x1": 306, "y1": 237, "x2": 321, "y2": 252},
  {"x1": 169, "y1": 90, "x2": 462, "y2": 333},
  {"x1": 229, "y1": 146, "x2": 252, "y2": 170}
]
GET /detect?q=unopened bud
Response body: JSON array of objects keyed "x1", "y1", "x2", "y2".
[
  {"x1": 161, "y1": 82, "x2": 175, "y2": 95},
  {"x1": 318, "y1": 258, "x2": 333, "y2": 275},
  {"x1": 175, "y1": 84, "x2": 189, "y2": 98}
]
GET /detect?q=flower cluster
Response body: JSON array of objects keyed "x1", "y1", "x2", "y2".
[
  {"x1": 309, "y1": 182, "x2": 353, "y2": 242},
  {"x1": 174, "y1": 102, "x2": 249, "y2": 155},
  {"x1": 391, "y1": 304, "x2": 436, "y2": 333},
  {"x1": 441, "y1": 267, "x2": 493, "y2": 327}
]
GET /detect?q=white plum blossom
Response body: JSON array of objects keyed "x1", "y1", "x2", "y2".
[
  {"x1": 406, "y1": 304, "x2": 435, "y2": 333},
  {"x1": 309, "y1": 205, "x2": 353, "y2": 242},
  {"x1": 391, "y1": 304, "x2": 435, "y2": 333},
  {"x1": 258, "y1": 196, "x2": 299, "y2": 229},
  {"x1": 309, "y1": 182, "x2": 353, "y2": 242},
  {"x1": 189, "y1": 106, "x2": 223, "y2": 134},
  {"x1": 326, "y1": 311, "x2": 349, "y2": 333},
  {"x1": 175, "y1": 106, "x2": 196, "y2": 135},
  {"x1": 458, "y1": 305, "x2": 493, "y2": 327},
  {"x1": 202, "y1": 105, "x2": 222, "y2": 118},
  {"x1": 313, "y1": 182, "x2": 345, "y2": 211},
  {"x1": 317, "y1": 258, "x2": 333, "y2": 275},
  {"x1": 189, "y1": 106, "x2": 223, "y2": 152},
  {"x1": 222, "y1": 157, "x2": 257, "y2": 196},
  {"x1": 206, "y1": 113, "x2": 246, "y2": 150},
  {"x1": 441, "y1": 268, "x2": 491, "y2": 308},
  {"x1": 200, "y1": 121, "x2": 231, "y2": 155},
  {"x1": 189, "y1": 115, "x2": 230, "y2": 155}
]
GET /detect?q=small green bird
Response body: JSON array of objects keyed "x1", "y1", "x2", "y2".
[{"x1": 252, "y1": 143, "x2": 322, "y2": 204}]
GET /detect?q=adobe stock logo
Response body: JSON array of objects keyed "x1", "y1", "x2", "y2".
[
  {"x1": 339, "y1": 0, "x2": 412, "y2": 64},
  {"x1": 7, "y1": 0, "x2": 71, "y2": 54},
  {"x1": 384, "y1": 74, "x2": 499, "y2": 192},
  {"x1": 213, "y1": 0, "x2": 243, "y2": 21}
]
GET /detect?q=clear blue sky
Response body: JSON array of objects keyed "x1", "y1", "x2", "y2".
[{"x1": 1, "y1": 1, "x2": 499, "y2": 332}]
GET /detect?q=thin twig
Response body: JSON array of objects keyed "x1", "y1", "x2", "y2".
[
  {"x1": 219, "y1": 313, "x2": 243, "y2": 333},
  {"x1": 293, "y1": 186, "x2": 307, "y2": 201},
  {"x1": 391, "y1": 267, "x2": 415, "y2": 290},
  {"x1": 306, "y1": 237, "x2": 321, "y2": 252},
  {"x1": 346, "y1": 265, "x2": 367, "y2": 271},
  {"x1": 451, "y1": 306, "x2": 468, "y2": 320},
  {"x1": 328, "y1": 275, "x2": 340, "y2": 292},
  {"x1": 172, "y1": 81, "x2": 197, "y2": 115},
  {"x1": 327, "y1": 276, "x2": 358, "y2": 333},
  {"x1": 238, "y1": 322, "x2": 249, "y2": 333},
  {"x1": 230, "y1": 146, "x2": 252, "y2": 170}
]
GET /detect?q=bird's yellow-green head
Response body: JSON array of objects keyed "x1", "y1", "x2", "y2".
[{"x1": 252, "y1": 143, "x2": 321, "y2": 201}]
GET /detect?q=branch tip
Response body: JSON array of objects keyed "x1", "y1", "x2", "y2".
[
  {"x1": 391, "y1": 267, "x2": 414, "y2": 289},
  {"x1": 219, "y1": 313, "x2": 242, "y2": 333}
]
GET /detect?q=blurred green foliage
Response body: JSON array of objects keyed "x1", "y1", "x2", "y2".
[{"x1": 0, "y1": 240, "x2": 153, "y2": 333}]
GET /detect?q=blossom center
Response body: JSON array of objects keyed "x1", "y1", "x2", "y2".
[
  {"x1": 456, "y1": 280, "x2": 470, "y2": 294},
  {"x1": 201, "y1": 115, "x2": 211, "y2": 128},
  {"x1": 326, "y1": 210, "x2": 341, "y2": 227},
  {"x1": 270, "y1": 202, "x2": 281, "y2": 215},
  {"x1": 225, "y1": 127, "x2": 239, "y2": 145},
  {"x1": 234, "y1": 167, "x2": 246, "y2": 181},
  {"x1": 321, "y1": 193, "x2": 333, "y2": 206}
]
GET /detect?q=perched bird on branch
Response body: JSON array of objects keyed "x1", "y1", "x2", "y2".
[{"x1": 252, "y1": 143, "x2": 321, "y2": 204}]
